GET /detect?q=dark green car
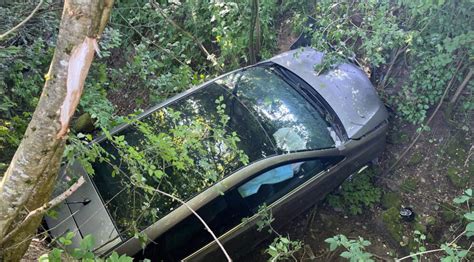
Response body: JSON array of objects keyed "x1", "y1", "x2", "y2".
[{"x1": 45, "y1": 48, "x2": 388, "y2": 261}]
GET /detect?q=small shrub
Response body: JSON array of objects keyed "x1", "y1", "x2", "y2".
[{"x1": 327, "y1": 167, "x2": 382, "y2": 215}]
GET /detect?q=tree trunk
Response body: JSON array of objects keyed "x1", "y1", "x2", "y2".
[
  {"x1": 0, "y1": 0, "x2": 113, "y2": 260},
  {"x1": 248, "y1": 0, "x2": 259, "y2": 64}
]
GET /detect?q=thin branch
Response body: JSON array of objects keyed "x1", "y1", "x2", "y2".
[
  {"x1": 115, "y1": 11, "x2": 191, "y2": 69},
  {"x1": 0, "y1": 0, "x2": 44, "y2": 40},
  {"x1": 396, "y1": 248, "x2": 444, "y2": 261},
  {"x1": 140, "y1": 185, "x2": 232, "y2": 261},
  {"x1": 384, "y1": 60, "x2": 463, "y2": 175},
  {"x1": 149, "y1": 0, "x2": 223, "y2": 71},
  {"x1": 379, "y1": 45, "x2": 408, "y2": 89},
  {"x1": 396, "y1": 230, "x2": 467, "y2": 261},
  {"x1": 0, "y1": 176, "x2": 85, "y2": 246},
  {"x1": 449, "y1": 68, "x2": 473, "y2": 104}
]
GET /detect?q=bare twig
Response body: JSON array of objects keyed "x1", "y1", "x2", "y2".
[
  {"x1": 0, "y1": 0, "x2": 44, "y2": 40},
  {"x1": 115, "y1": 11, "x2": 191, "y2": 70},
  {"x1": 0, "y1": 176, "x2": 85, "y2": 246},
  {"x1": 396, "y1": 230, "x2": 467, "y2": 261},
  {"x1": 449, "y1": 68, "x2": 473, "y2": 104},
  {"x1": 384, "y1": 60, "x2": 463, "y2": 175},
  {"x1": 465, "y1": 145, "x2": 474, "y2": 167},
  {"x1": 141, "y1": 186, "x2": 232, "y2": 261},
  {"x1": 379, "y1": 45, "x2": 408, "y2": 89}
]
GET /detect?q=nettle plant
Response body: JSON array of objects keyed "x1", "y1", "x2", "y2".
[
  {"x1": 250, "y1": 204, "x2": 303, "y2": 262},
  {"x1": 326, "y1": 189, "x2": 474, "y2": 261},
  {"x1": 40, "y1": 233, "x2": 134, "y2": 262}
]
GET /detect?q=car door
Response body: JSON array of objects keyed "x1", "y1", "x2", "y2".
[{"x1": 174, "y1": 155, "x2": 344, "y2": 261}]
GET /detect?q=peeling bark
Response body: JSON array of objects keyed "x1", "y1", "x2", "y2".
[
  {"x1": 0, "y1": 0, "x2": 113, "y2": 260},
  {"x1": 57, "y1": 37, "x2": 99, "y2": 139}
]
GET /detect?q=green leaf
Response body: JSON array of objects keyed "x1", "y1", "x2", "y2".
[
  {"x1": 456, "y1": 250, "x2": 468, "y2": 258},
  {"x1": 65, "y1": 231, "x2": 75, "y2": 240},
  {"x1": 464, "y1": 212, "x2": 474, "y2": 221},
  {"x1": 340, "y1": 251, "x2": 353, "y2": 258},
  {"x1": 453, "y1": 195, "x2": 470, "y2": 204},
  {"x1": 465, "y1": 189, "x2": 472, "y2": 196},
  {"x1": 466, "y1": 222, "x2": 474, "y2": 232},
  {"x1": 80, "y1": 235, "x2": 95, "y2": 251}
]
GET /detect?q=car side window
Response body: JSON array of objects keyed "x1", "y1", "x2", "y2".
[
  {"x1": 139, "y1": 156, "x2": 342, "y2": 260},
  {"x1": 237, "y1": 157, "x2": 342, "y2": 212}
]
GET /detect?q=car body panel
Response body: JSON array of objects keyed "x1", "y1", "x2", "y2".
[
  {"x1": 44, "y1": 164, "x2": 121, "y2": 253},
  {"x1": 268, "y1": 47, "x2": 388, "y2": 139}
]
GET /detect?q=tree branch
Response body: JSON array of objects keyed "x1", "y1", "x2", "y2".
[
  {"x1": 140, "y1": 185, "x2": 232, "y2": 261},
  {"x1": 449, "y1": 68, "x2": 473, "y2": 105},
  {"x1": 0, "y1": 0, "x2": 44, "y2": 41},
  {"x1": 0, "y1": 176, "x2": 85, "y2": 246}
]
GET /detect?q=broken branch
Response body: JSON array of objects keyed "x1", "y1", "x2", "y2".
[
  {"x1": 449, "y1": 68, "x2": 473, "y2": 105},
  {"x1": 0, "y1": 0, "x2": 44, "y2": 40},
  {"x1": 0, "y1": 176, "x2": 85, "y2": 246}
]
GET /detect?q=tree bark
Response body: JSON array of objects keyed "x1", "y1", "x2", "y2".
[
  {"x1": 248, "y1": 0, "x2": 259, "y2": 64},
  {"x1": 0, "y1": 0, "x2": 113, "y2": 260}
]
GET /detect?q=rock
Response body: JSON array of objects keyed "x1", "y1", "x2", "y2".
[{"x1": 73, "y1": 113, "x2": 95, "y2": 133}]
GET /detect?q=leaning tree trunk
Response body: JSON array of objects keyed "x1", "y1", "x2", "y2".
[{"x1": 0, "y1": 0, "x2": 113, "y2": 260}]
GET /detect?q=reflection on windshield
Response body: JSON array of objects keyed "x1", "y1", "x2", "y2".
[
  {"x1": 92, "y1": 83, "x2": 276, "y2": 238},
  {"x1": 217, "y1": 66, "x2": 335, "y2": 152}
]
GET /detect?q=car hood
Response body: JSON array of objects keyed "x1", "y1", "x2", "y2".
[{"x1": 267, "y1": 48, "x2": 387, "y2": 139}]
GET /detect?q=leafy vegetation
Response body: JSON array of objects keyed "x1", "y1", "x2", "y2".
[
  {"x1": 327, "y1": 167, "x2": 382, "y2": 215},
  {"x1": 1, "y1": 0, "x2": 473, "y2": 260},
  {"x1": 39, "y1": 233, "x2": 134, "y2": 262},
  {"x1": 254, "y1": 205, "x2": 303, "y2": 261},
  {"x1": 305, "y1": 0, "x2": 473, "y2": 124},
  {"x1": 326, "y1": 189, "x2": 474, "y2": 261}
]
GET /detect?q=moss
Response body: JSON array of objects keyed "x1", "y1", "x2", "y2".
[
  {"x1": 381, "y1": 192, "x2": 402, "y2": 210},
  {"x1": 73, "y1": 113, "x2": 95, "y2": 133},
  {"x1": 382, "y1": 207, "x2": 404, "y2": 243},
  {"x1": 401, "y1": 177, "x2": 418, "y2": 193},
  {"x1": 414, "y1": 221, "x2": 426, "y2": 234},
  {"x1": 446, "y1": 167, "x2": 468, "y2": 189},
  {"x1": 440, "y1": 203, "x2": 458, "y2": 223},
  {"x1": 445, "y1": 135, "x2": 468, "y2": 162},
  {"x1": 425, "y1": 216, "x2": 436, "y2": 226},
  {"x1": 387, "y1": 130, "x2": 409, "y2": 144},
  {"x1": 407, "y1": 152, "x2": 423, "y2": 166}
]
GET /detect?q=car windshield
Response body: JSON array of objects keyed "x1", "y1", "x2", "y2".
[
  {"x1": 217, "y1": 66, "x2": 335, "y2": 152},
  {"x1": 90, "y1": 65, "x2": 334, "y2": 239}
]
